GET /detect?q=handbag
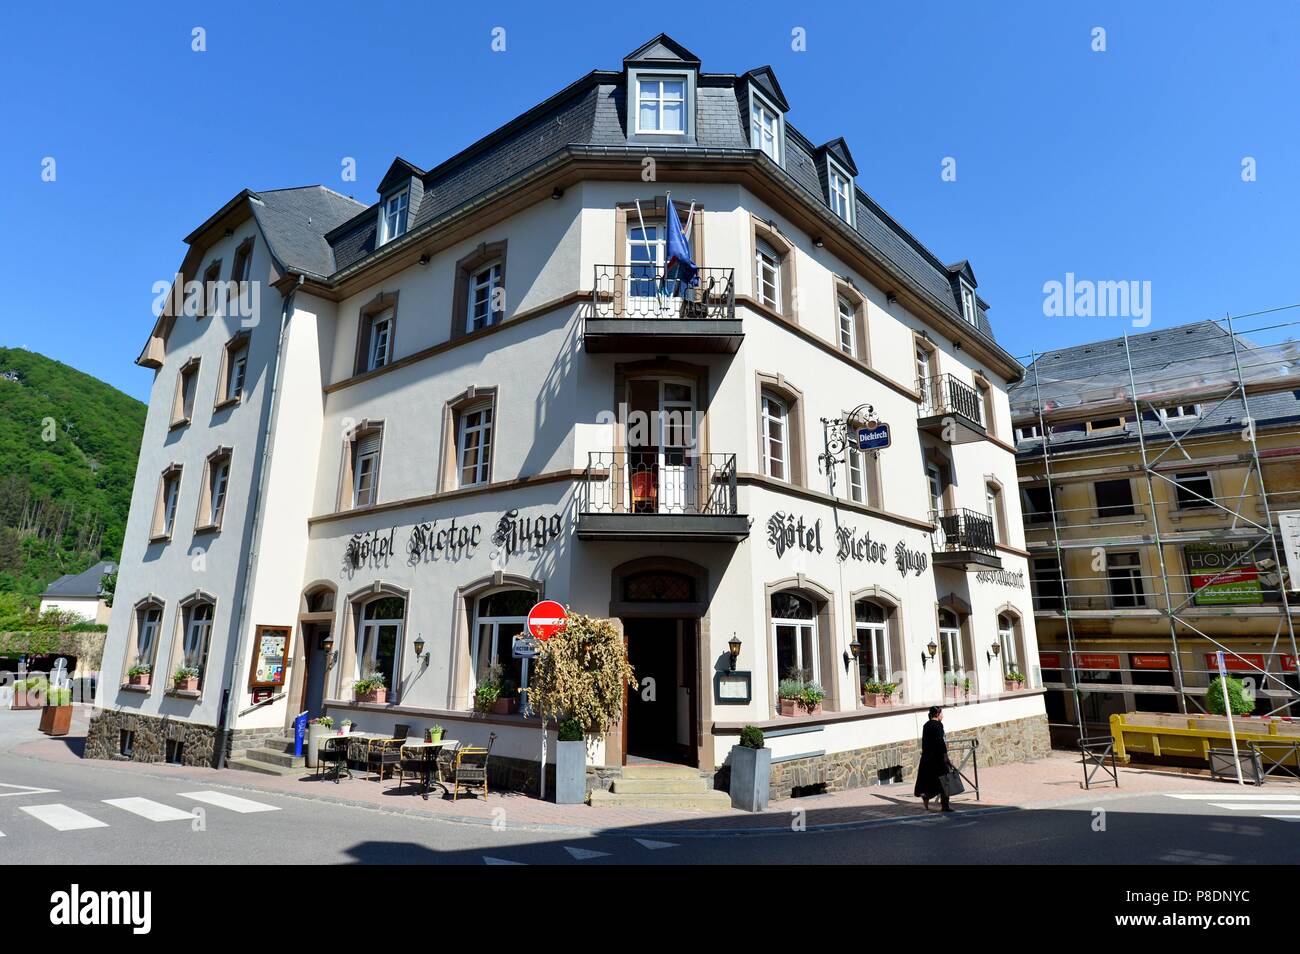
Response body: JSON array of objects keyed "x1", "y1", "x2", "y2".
[{"x1": 939, "y1": 767, "x2": 965, "y2": 798}]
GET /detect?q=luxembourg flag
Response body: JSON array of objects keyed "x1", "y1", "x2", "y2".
[{"x1": 661, "y1": 201, "x2": 698, "y2": 294}]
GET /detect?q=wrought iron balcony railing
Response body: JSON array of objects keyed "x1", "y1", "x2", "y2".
[
  {"x1": 592, "y1": 265, "x2": 735, "y2": 321},
  {"x1": 930, "y1": 508, "x2": 997, "y2": 555},
  {"x1": 580, "y1": 451, "x2": 738, "y2": 516},
  {"x1": 917, "y1": 372, "x2": 984, "y2": 424}
]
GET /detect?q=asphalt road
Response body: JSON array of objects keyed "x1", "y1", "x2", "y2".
[{"x1": 1, "y1": 736, "x2": 1297, "y2": 865}]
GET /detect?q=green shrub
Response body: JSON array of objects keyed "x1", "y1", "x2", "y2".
[
  {"x1": 353, "y1": 672, "x2": 387, "y2": 695},
  {"x1": 126, "y1": 664, "x2": 151, "y2": 677},
  {"x1": 311, "y1": 716, "x2": 334, "y2": 728},
  {"x1": 777, "y1": 678, "x2": 804, "y2": 700},
  {"x1": 558, "y1": 718, "x2": 585, "y2": 742},
  {"x1": 799, "y1": 682, "x2": 825, "y2": 708},
  {"x1": 1005, "y1": 668, "x2": 1025, "y2": 684},
  {"x1": 474, "y1": 682, "x2": 501, "y2": 712},
  {"x1": 46, "y1": 687, "x2": 72, "y2": 706},
  {"x1": 1206, "y1": 676, "x2": 1254, "y2": 716},
  {"x1": 173, "y1": 666, "x2": 200, "y2": 683},
  {"x1": 739, "y1": 725, "x2": 765, "y2": 749}
]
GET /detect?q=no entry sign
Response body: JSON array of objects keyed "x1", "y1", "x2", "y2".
[{"x1": 527, "y1": 600, "x2": 568, "y2": 641}]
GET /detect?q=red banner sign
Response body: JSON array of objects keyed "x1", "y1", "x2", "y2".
[
  {"x1": 1074, "y1": 653, "x2": 1121, "y2": 670},
  {"x1": 1039, "y1": 652, "x2": 1062, "y2": 669},
  {"x1": 1130, "y1": 653, "x2": 1171, "y2": 670},
  {"x1": 1204, "y1": 653, "x2": 1266, "y2": 673}
]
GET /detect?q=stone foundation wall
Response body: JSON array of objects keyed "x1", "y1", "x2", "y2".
[
  {"x1": 85, "y1": 712, "x2": 296, "y2": 766},
  {"x1": 743, "y1": 713, "x2": 1052, "y2": 801}
]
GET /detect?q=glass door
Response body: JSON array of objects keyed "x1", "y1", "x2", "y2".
[{"x1": 658, "y1": 380, "x2": 696, "y2": 514}]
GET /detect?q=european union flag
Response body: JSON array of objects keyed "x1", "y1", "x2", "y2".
[{"x1": 661, "y1": 204, "x2": 698, "y2": 295}]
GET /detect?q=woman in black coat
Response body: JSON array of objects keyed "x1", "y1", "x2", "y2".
[{"x1": 914, "y1": 706, "x2": 954, "y2": 812}]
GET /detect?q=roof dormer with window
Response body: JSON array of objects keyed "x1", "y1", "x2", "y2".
[
  {"x1": 742, "y1": 67, "x2": 789, "y2": 166},
  {"x1": 624, "y1": 34, "x2": 699, "y2": 144},
  {"x1": 375, "y1": 158, "x2": 424, "y2": 247},
  {"x1": 818, "y1": 139, "x2": 858, "y2": 227}
]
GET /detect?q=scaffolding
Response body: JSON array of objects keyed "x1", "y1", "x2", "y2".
[{"x1": 1012, "y1": 306, "x2": 1300, "y2": 745}]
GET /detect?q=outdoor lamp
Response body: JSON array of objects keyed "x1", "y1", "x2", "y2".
[
  {"x1": 321, "y1": 633, "x2": 334, "y2": 654},
  {"x1": 413, "y1": 634, "x2": 426, "y2": 660},
  {"x1": 728, "y1": 633, "x2": 742, "y2": 670},
  {"x1": 922, "y1": 639, "x2": 937, "y2": 668},
  {"x1": 987, "y1": 642, "x2": 1001, "y2": 664},
  {"x1": 845, "y1": 638, "x2": 862, "y2": 666}
]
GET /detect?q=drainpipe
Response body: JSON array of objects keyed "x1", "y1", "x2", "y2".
[{"x1": 213, "y1": 279, "x2": 298, "y2": 768}]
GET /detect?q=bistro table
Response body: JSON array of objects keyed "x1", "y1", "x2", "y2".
[{"x1": 399, "y1": 739, "x2": 460, "y2": 800}]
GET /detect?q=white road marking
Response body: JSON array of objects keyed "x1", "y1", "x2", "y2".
[
  {"x1": 483, "y1": 856, "x2": 525, "y2": 865},
  {"x1": 1166, "y1": 793, "x2": 1300, "y2": 801},
  {"x1": 564, "y1": 846, "x2": 610, "y2": 860},
  {"x1": 103, "y1": 797, "x2": 195, "y2": 822},
  {"x1": 1214, "y1": 802, "x2": 1300, "y2": 811},
  {"x1": 0, "y1": 783, "x2": 59, "y2": 798},
  {"x1": 1260, "y1": 815, "x2": 1300, "y2": 822},
  {"x1": 176, "y1": 791, "x2": 280, "y2": 814},
  {"x1": 634, "y1": 838, "x2": 678, "y2": 850},
  {"x1": 21, "y1": 804, "x2": 109, "y2": 831}
]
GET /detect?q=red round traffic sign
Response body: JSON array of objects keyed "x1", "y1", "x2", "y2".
[{"x1": 527, "y1": 600, "x2": 568, "y2": 641}]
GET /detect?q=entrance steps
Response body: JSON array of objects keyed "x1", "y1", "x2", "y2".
[
  {"x1": 589, "y1": 763, "x2": 730, "y2": 810},
  {"x1": 227, "y1": 736, "x2": 309, "y2": 778}
]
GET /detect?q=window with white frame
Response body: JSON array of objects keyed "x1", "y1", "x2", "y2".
[
  {"x1": 635, "y1": 75, "x2": 686, "y2": 134},
  {"x1": 998, "y1": 613, "x2": 1020, "y2": 676},
  {"x1": 379, "y1": 189, "x2": 409, "y2": 245},
  {"x1": 847, "y1": 447, "x2": 866, "y2": 503},
  {"x1": 1106, "y1": 551, "x2": 1146, "y2": 607},
  {"x1": 172, "y1": 360, "x2": 199, "y2": 426},
  {"x1": 938, "y1": 608, "x2": 965, "y2": 678},
  {"x1": 366, "y1": 310, "x2": 393, "y2": 371},
  {"x1": 959, "y1": 281, "x2": 978, "y2": 325},
  {"x1": 837, "y1": 295, "x2": 857, "y2": 356},
  {"x1": 207, "y1": 454, "x2": 230, "y2": 527},
  {"x1": 761, "y1": 392, "x2": 789, "y2": 480},
  {"x1": 134, "y1": 602, "x2": 162, "y2": 668},
  {"x1": 351, "y1": 429, "x2": 381, "y2": 508},
  {"x1": 855, "y1": 600, "x2": 892, "y2": 685},
  {"x1": 1015, "y1": 424, "x2": 1042, "y2": 441},
  {"x1": 160, "y1": 470, "x2": 181, "y2": 538},
  {"x1": 771, "y1": 591, "x2": 818, "y2": 684},
  {"x1": 828, "y1": 164, "x2": 853, "y2": 223},
  {"x1": 1174, "y1": 470, "x2": 1214, "y2": 510},
  {"x1": 467, "y1": 262, "x2": 502, "y2": 333},
  {"x1": 751, "y1": 94, "x2": 780, "y2": 161},
  {"x1": 1161, "y1": 404, "x2": 1200, "y2": 421},
  {"x1": 182, "y1": 601, "x2": 215, "y2": 680},
  {"x1": 754, "y1": 240, "x2": 781, "y2": 310},
  {"x1": 357, "y1": 595, "x2": 404, "y2": 691},
  {"x1": 926, "y1": 462, "x2": 944, "y2": 513},
  {"x1": 457, "y1": 404, "x2": 493, "y2": 487},
  {"x1": 224, "y1": 340, "x2": 248, "y2": 403},
  {"x1": 985, "y1": 483, "x2": 1003, "y2": 543},
  {"x1": 470, "y1": 590, "x2": 534, "y2": 699},
  {"x1": 915, "y1": 343, "x2": 935, "y2": 409}
]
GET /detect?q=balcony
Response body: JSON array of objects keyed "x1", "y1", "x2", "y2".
[
  {"x1": 585, "y1": 265, "x2": 742, "y2": 354},
  {"x1": 577, "y1": 451, "x2": 749, "y2": 541},
  {"x1": 917, "y1": 373, "x2": 989, "y2": 444},
  {"x1": 930, "y1": 508, "x2": 1002, "y2": 570}
]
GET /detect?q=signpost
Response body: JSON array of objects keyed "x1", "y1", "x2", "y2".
[
  {"x1": 527, "y1": 600, "x2": 568, "y2": 800},
  {"x1": 1216, "y1": 651, "x2": 1244, "y2": 786}
]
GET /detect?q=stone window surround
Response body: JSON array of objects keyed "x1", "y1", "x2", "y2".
[
  {"x1": 748, "y1": 216, "x2": 796, "y2": 321},
  {"x1": 163, "y1": 589, "x2": 219, "y2": 699},
  {"x1": 994, "y1": 603, "x2": 1029, "y2": 681},
  {"x1": 912, "y1": 331, "x2": 938, "y2": 391},
  {"x1": 213, "y1": 330, "x2": 251, "y2": 411},
  {"x1": 755, "y1": 371, "x2": 807, "y2": 488},
  {"x1": 437, "y1": 386, "x2": 499, "y2": 494},
  {"x1": 846, "y1": 444, "x2": 884, "y2": 509},
  {"x1": 446, "y1": 572, "x2": 542, "y2": 711},
  {"x1": 120, "y1": 594, "x2": 167, "y2": 690},
  {"x1": 229, "y1": 237, "x2": 255, "y2": 298},
  {"x1": 335, "y1": 581, "x2": 411, "y2": 704},
  {"x1": 169, "y1": 356, "x2": 201, "y2": 429},
  {"x1": 194, "y1": 446, "x2": 234, "y2": 533},
  {"x1": 833, "y1": 277, "x2": 871, "y2": 366},
  {"x1": 149, "y1": 463, "x2": 184, "y2": 543},
  {"x1": 922, "y1": 444, "x2": 958, "y2": 513},
  {"x1": 849, "y1": 584, "x2": 907, "y2": 704},
  {"x1": 336, "y1": 418, "x2": 385, "y2": 512},
  {"x1": 198, "y1": 259, "x2": 222, "y2": 318},
  {"x1": 450, "y1": 240, "x2": 508, "y2": 342},
  {"x1": 934, "y1": 594, "x2": 979, "y2": 694},
  {"x1": 984, "y1": 473, "x2": 1009, "y2": 543},
  {"x1": 747, "y1": 84, "x2": 785, "y2": 165},
  {"x1": 825, "y1": 155, "x2": 856, "y2": 227},
  {"x1": 972, "y1": 370, "x2": 996, "y2": 435},
  {"x1": 613, "y1": 196, "x2": 707, "y2": 269},
  {"x1": 352, "y1": 290, "x2": 400, "y2": 377},
  {"x1": 764, "y1": 575, "x2": 842, "y2": 716}
]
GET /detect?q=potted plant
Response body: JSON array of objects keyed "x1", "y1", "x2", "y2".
[
  {"x1": 172, "y1": 666, "x2": 200, "y2": 693},
  {"x1": 554, "y1": 717, "x2": 587, "y2": 805},
  {"x1": 12, "y1": 676, "x2": 48, "y2": 710},
  {"x1": 353, "y1": 672, "x2": 387, "y2": 704},
  {"x1": 38, "y1": 685, "x2": 73, "y2": 736},
  {"x1": 474, "y1": 680, "x2": 502, "y2": 714},
  {"x1": 126, "y1": 664, "x2": 151, "y2": 689},
  {"x1": 729, "y1": 725, "x2": 771, "y2": 812},
  {"x1": 339, "y1": 718, "x2": 354, "y2": 735},
  {"x1": 777, "y1": 678, "x2": 803, "y2": 716},
  {"x1": 1004, "y1": 668, "x2": 1025, "y2": 692},
  {"x1": 862, "y1": 680, "x2": 898, "y2": 707},
  {"x1": 306, "y1": 716, "x2": 334, "y2": 768},
  {"x1": 962, "y1": 675, "x2": 973, "y2": 701},
  {"x1": 427, "y1": 724, "x2": 445, "y2": 743}
]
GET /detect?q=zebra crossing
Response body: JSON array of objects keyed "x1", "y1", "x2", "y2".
[
  {"x1": 1, "y1": 789, "x2": 281, "y2": 836},
  {"x1": 1165, "y1": 791, "x2": 1300, "y2": 821}
]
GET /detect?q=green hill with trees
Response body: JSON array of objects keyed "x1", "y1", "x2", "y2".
[{"x1": 0, "y1": 347, "x2": 145, "y2": 607}]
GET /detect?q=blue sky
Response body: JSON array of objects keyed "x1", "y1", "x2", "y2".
[{"x1": 1, "y1": 1, "x2": 1296, "y2": 401}]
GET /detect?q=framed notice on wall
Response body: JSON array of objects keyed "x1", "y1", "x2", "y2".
[{"x1": 248, "y1": 625, "x2": 292, "y2": 689}]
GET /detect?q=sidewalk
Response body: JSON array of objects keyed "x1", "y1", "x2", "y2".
[{"x1": 4, "y1": 709, "x2": 1277, "y2": 836}]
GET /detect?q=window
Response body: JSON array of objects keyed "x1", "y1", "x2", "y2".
[
  {"x1": 1015, "y1": 424, "x2": 1042, "y2": 441},
  {"x1": 1086, "y1": 416, "x2": 1126, "y2": 433},
  {"x1": 1107, "y1": 551, "x2": 1146, "y2": 608},
  {"x1": 938, "y1": 609, "x2": 965, "y2": 677},
  {"x1": 1095, "y1": 478, "x2": 1135, "y2": 517},
  {"x1": 357, "y1": 596, "x2": 404, "y2": 692},
  {"x1": 132, "y1": 601, "x2": 163, "y2": 670},
  {"x1": 351, "y1": 428, "x2": 381, "y2": 508},
  {"x1": 181, "y1": 601, "x2": 215, "y2": 685},
  {"x1": 761, "y1": 393, "x2": 789, "y2": 480},
  {"x1": 635, "y1": 75, "x2": 686, "y2": 134},
  {"x1": 457, "y1": 404, "x2": 493, "y2": 488},
  {"x1": 1031, "y1": 557, "x2": 1066, "y2": 611},
  {"x1": 197, "y1": 450, "x2": 231, "y2": 530},
  {"x1": 1161, "y1": 404, "x2": 1200, "y2": 421},
  {"x1": 153, "y1": 467, "x2": 182, "y2": 540},
  {"x1": 915, "y1": 343, "x2": 935, "y2": 410},
  {"x1": 353, "y1": 293, "x2": 400, "y2": 376},
  {"x1": 366, "y1": 310, "x2": 393, "y2": 371},
  {"x1": 855, "y1": 600, "x2": 892, "y2": 684},
  {"x1": 379, "y1": 189, "x2": 409, "y2": 245},
  {"x1": 1174, "y1": 470, "x2": 1214, "y2": 510},
  {"x1": 470, "y1": 590, "x2": 534, "y2": 699},
  {"x1": 926, "y1": 462, "x2": 944, "y2": 513},
  {"x1": 751, "y1": 94, "x2": 780, "y2": 161},
  {"x1": 754, "y1": 240, "x2": 781, "y2": 309},
  {"x1": 772, "y1": 592, "x2": 818, "y2": 684},
  {"x1": 1022, "y1": 485, "x2": 1056, "y2": 524},
  {"x1": 828, "y1": 164, "x2": 853, "y2": 223},
  {"x1": 976, "y1": 378, "x2": 994, "y2": 432},
  {"x1": 468, "y1": 262, "x2": 503, "y2": 333},
  {"x1": 998, "y1": 614, "x2": 1020, "y2": 676},
  {"x1": 217, "y1": 336, "x2": 249, "y2": 406},
  {"x1": 847, "y1": 447, "x2": 865, "y2": 503},
  {"x1": 229, "y1": 239, "x2": 254, "y2": 305},
  {"x1": 959, "y1": 282, "x2": 977, "y2": 325},
  {"x1": 171, "y1": 359, "x2": 200, "y2": 427},
  {"x1": 200, "y1": 260, "x2": 222, "y2": 317},
  {"x1": 985, "y1": 483, "x2": 1003, "y2": 543},
  {"x1": 837, "y1": 295, "x2": 856, "y2": 356}
]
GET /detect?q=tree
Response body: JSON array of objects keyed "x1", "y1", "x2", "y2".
[
  {"x1": 1206, "y1": 675, "x2": 1254, "y2": 716},
  {"x1": 525, "y1": 612, "x2": 636, "y2": 735}
]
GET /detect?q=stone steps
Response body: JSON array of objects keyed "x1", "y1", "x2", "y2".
[
  {"x1": 610, "y1": 775, "x2": 709, "y2": 795},
  {"x1": 227, "y1": 737, "x2": 310, "y2": 778},
  {"x1": 590, "y1": 762, "x2": 726, "y2": 809},
  {"x1": 620, "y1": 763, "x2": 701, "y2": 779},
  {"x1": 226, "y1": 756, "x2": 308, "y2": 778},
  {"x1": 588, "y1": 788, "x2": 731, "y2": 811}
]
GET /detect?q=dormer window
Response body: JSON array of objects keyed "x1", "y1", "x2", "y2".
[
  {"x1": 635, "y1": 75, "x2": 687, "y2": 134},
  {"x1": 828, "y1": 162, "x2": 854, "y2": 225},
  {"x1": 379, "y1": 188, "x2": 409, "y2": 245},
  {"x1": 959, "y1": 281, "x2": 978, "y2": 326},
  {"x1": 750, "y1": 91, "x2": 782, "y2": 163}
]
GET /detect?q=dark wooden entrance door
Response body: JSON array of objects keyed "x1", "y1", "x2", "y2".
[{"x1": 623, "y1": 618, "x2": 697, "y2": 766}]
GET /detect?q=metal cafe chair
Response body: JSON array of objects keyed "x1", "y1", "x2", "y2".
[
  {"x1": 452, "y1": 733, "x2": 497, "y2": 801},
  {"x1": 366, "y1": 724, "x2": 409, "y2": 782},
  {"x1": 317, "y1": 736, "x2": 351, "y2": 783}
]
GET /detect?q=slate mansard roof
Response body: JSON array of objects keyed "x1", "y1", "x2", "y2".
[{"x1": 41, "y1": 560, "x2": 117, "y2": 600}]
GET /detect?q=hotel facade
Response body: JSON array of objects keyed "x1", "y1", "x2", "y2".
[{"x1": 89, "y1": 36, "x2": 1048, "y2": 795}]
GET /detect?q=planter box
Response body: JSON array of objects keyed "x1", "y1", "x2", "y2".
[
  {"x1": 490, "y1": 697, "x2": 519, "y2": 716},
  {"x1": 128, "y1": 674, "x2": 151, "y2": 689},
  {"x1": 779, "y1": 699, "x2": 822, "y2": 717},
  {"x1": 1004, "y1": 681, "x2": 1024, "y2": 693},
  {"x1": 729, "y1": 744, "x2": 772, "y2": 812},
  {"x1": 862, "y1": 693, "x2": 889, "y2": 708},
  {"x1": 12, "y1": 692, "x2": 44, "y2": 711},
  {"x1": 39, "y1": 705, "x2": 73, "y2": 736},
  {"x1": 554, "y1": 740, "x2": 587, "y2": 804},
  {"x1": 306, "y1": 723, "x2": 331, "y2": 768},
  {"x1": 355, "y1": 688, "x2": 387, "y2": 705},
  {"x1": 173, "y1": 677, "x2": 199, "y2": 693}
]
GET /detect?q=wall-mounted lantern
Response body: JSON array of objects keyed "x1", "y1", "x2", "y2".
[{"x1": 728, "y1": 633, "x2": 742, "y2": 671}]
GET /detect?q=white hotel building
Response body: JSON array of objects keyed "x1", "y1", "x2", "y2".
[{"x1": 90, "y1": 36, "x2": 1048, "y2": 796}]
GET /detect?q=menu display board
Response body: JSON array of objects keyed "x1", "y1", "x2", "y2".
[{"x1": 248, "y1": 625, "x2": 292, "y2": 689}]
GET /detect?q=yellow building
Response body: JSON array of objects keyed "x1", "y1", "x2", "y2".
[{"x1": 1010, "y1": 319, "x2": 1300, "y2": 744}]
